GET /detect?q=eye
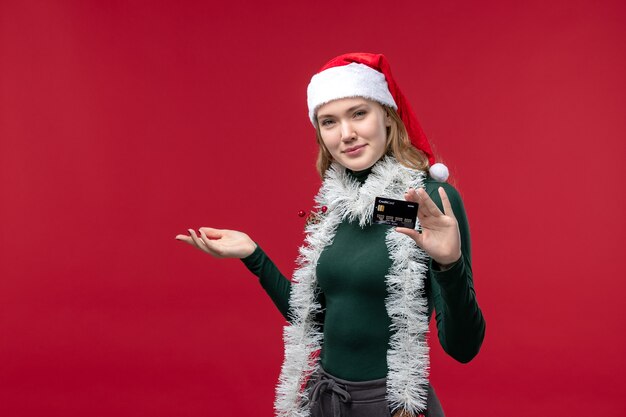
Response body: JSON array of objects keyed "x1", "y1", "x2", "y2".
[
  {"x1": 353, "y1": 110, "x2": 367, "y2": 118},
  {"x1": 320, "y1": 119, "x2": 335, "y2": 127}
]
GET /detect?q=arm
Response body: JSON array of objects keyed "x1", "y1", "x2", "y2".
[
  {"x1": 242, "y1": 245, "x2": 327, "y2": 325},
  {"x1": 241, "y1": 245, "x2": 292, "y2": 320},
  {"x1": 175, "y1": 227, "x2": 293, "y2": 321},
  {"x1": 176, "y1": 227, "x2": 325, "y2": 324},
  {"x1": 427, "y1": 182, "x2": 486, "y2": 363}
]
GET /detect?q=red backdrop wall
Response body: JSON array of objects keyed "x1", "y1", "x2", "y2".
[{"x1": 1, "y1": 1, "x2": 625, "y2": 416}]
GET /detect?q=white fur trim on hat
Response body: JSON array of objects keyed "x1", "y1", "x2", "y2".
[{"x1": 307, "y1": 63, "x2": 397, "y2": 125}]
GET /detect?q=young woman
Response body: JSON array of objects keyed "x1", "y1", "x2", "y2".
[{"x1": 176, "y1": 53, "x2": 485, "y2": 417}]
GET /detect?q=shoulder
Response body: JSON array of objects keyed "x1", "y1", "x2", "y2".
[
  {"x1": 423, "y1": 177, "x2": 465, "y2": 212},
  {"x1": 424, "y1": 177, "x2": 461, "y2": 198}
]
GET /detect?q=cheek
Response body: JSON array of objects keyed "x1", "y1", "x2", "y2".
[
  {"x1": 367, "y1": 122, "x2": 388, "y2": 148},
  {"x1": 320, "y1": 131, "x2": 340, "y2": 151}
]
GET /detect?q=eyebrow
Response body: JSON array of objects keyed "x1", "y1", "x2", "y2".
[{"x1": 317, "y1": 103, "x2": 369, "y2": 121}]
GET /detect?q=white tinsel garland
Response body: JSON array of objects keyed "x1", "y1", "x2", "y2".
[{"x1": 275, "y1": 156, "x2": 430, "y2": 416}]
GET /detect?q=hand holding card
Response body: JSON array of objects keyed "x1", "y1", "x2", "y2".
[{"x1": 394, "y1": 187, "x2": 462, "y2": 268}]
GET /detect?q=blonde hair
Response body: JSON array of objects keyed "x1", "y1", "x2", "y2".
[{"x1": 315, "y1": 105, "x2": 430, "y2": 178}]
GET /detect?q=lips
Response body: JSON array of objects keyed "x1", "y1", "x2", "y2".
[{"x1": 343, "y1": 144, "x2": 366, "y2": 154}]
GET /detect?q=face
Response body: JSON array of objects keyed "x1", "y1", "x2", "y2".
[{"x1": 316, "y1": 97, "x2": 391, "y2": 172}]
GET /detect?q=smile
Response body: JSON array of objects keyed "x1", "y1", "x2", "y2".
[{"x1": 343, "y1": 144, "x2": 367, "y2": 154}]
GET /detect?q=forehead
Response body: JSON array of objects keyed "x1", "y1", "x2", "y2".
[{"x1": 316, "y1": 97, "x2": 377, "y2": 117}]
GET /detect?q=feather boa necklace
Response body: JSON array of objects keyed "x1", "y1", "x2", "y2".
[{"x1": 275, "y1": 156, "x2": 431, "y2": 417}]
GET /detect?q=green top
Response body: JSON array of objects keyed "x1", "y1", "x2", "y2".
[{"x1": 242, "y1": 167, "x2": 485, "y2": 381}]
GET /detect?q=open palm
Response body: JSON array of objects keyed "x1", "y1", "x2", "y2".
[{"x1": 175, "y1": 227, "x2": 257, "y2": 259}]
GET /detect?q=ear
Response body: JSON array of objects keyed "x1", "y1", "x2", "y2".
[{"x1": 385, "y1": 110, "x2": 392, "y2": 127}]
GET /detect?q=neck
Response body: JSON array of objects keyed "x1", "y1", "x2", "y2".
[{"x1": 346, "y1": 165, "x2": 374, "y2": 184}]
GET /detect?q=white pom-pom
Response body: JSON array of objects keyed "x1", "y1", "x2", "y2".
[{"x1": 429, "y1": 163, "x2": 449, "y2": 182}]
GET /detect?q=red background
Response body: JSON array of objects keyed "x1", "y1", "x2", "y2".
[{"x1": 1, "y1": 1, "x2": 625, "y2": 416}]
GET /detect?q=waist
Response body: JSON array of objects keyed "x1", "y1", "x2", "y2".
[{"x1": 310, "y1": 365, "x2": 387, "y2": 402}]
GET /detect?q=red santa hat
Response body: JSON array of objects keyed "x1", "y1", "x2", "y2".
[{"x1": 307, "y1": 52, "x2": 449, "y2": 182}]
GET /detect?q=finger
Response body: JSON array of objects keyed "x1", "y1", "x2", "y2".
[
  {"x1": 438, "y1": 187, "x2": 456, "y2": 218},
  {"x1": 198, "y1": 227, "x2": 223, "y2": 240},
  {"x1": 175, "y1": 234, "x2": 196, "y2": 245},
  {"x1": 394, "y1": 226, "x2": 423, "y2": 247},
  {"x1": 178, "y1": 230, "x2": 199, "y2": 249},
  {"x1": 403, "y1": 188, "x2": 419, "y2": 203},
  {"x1": 406, "y1": 188, "x2": 435, "y2": 220},
  {"x1": 199, "y1": 229, "x2": 223, "y2": 256},
  {"x1": 188, "y1": 229, "x2": 210, "y2": 253},
  {"x1": 416, "y1": 188, "x2": 443, "y2": 217}
]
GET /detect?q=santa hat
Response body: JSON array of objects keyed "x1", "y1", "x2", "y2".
[{"x1": 307, "y1": 52, "x2": 449, "y2": 182}]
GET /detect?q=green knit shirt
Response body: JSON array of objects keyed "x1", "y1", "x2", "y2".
[{"x1": 242, "y1": 167, "x2": 485, "y2": 381}]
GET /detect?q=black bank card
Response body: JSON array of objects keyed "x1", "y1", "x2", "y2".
[{"x1": 373, "y1": 197, "x2": 418, "y2": 229}]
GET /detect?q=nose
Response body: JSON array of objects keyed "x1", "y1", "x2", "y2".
[{"x1": 340, "y1": 121, "x2": 356, "y2": 142}]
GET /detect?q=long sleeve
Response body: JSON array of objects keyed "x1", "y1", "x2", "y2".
[
  {"x1": 241, "y1": 245, "x2": 292, "y2": 320},
  {"x1": 426, "y1": 180, "x2": 486, "y2": 363}
]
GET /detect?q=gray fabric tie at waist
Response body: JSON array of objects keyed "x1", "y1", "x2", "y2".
[
  {"x1": 306, "y1": 366, "x2": 444, "y2": 417},
  {"x1": 309, "y1": 376, "x2": 352, "y2": 417}
]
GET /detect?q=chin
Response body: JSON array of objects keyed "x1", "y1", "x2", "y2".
[{"x1": 342, "y1": 160, "x2": 377, "y2": 171}]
